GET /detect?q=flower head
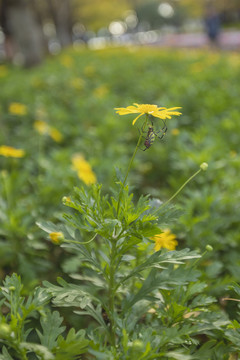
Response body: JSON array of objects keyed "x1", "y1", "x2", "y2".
[
  {"x1": 153, "y1": 229, "x2": 178, "y2": 251},
  {"x1": 0, "y1": 145, "x2": 25, "y2": 158},
  {"x1": 0, "y1": 65, "x2": 8, "y2": 78},
  {"x1": 115, "y1": 103, "x2": 181, "y2": 125},
  {"x1": 49, "y1": 232, "x2": 64, "y2": 244},
  {"x1": 200, "y1": 162, "x2": 208, "y2": 171},
  {"x1": 49, "y1": 128, "x2": 63, "y2": 143},
  {"x1": 34, "y1": 120, "x2": 49, "y2": 135},
  {"x1": 72, "y1": 154, "x2": 97, "y2": 186},
  {"x1": 9, "y1": 102, "x2": 27, "y2": 116},
  {"x1": 34, "y1": 121, "x2": 63, "y2": 143}
]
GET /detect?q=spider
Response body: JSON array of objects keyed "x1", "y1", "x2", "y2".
[{"x1": 140, "y1": 119, "x2": 167, "y2": 151}]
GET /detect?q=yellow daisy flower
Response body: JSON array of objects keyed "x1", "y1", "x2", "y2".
[
  {"x1": 0, "y1": 65, "x2": 8, "y2": 78},
  {"x1": 34, "y1": 120, "x2": 49, "y2": 135},
  {"x1": 34, "y1": 121, "x2": 63, "y2": 143},
  {"x1": 171, "y1": 128, "x2": 180, "y2": 136},
  {"x1": 115, "y1": 103, "x2": 181, "y2": 125},
  {"x1": 0, "y1": 145, "x2": 25, "y2": 158},
  {"x1": 9, "y1": 102, "x2": 27, "y2": 116},
  {"x1": 49, "y1": 128, "x2": 63, "y2": 143},
  {"x1": 72, "y1": 154, "x2": 97, "y2": 186},
  {"x1": 153, "y1": 229, "x2": 178, "y2": 251}
]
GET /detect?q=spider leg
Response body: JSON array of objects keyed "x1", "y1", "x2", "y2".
[
  {"x1": 152, "y1": 119, "x2": 167, "y2": 140},
  {"x1": 138, "y1": 144, "x2": 148, "y2": 151}
]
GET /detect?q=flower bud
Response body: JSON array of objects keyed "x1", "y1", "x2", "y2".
[
  {"x1": 0, "y1": 323, "x2": 11, "y2": 339},
  {"x1": 200, "y1": 162, "x2": 208, "y2": 171},
  {"x1": 9, "y1": 286, "x2": 15, "y2": 292},
  {"x1": 130, "y1": 339, "x2": 145, "y2": 353},
  {"x1": 62, "y1": 196, "x2": 71, "y2": 205},
  {"x1": 206, "y1": 244, "x2": 213, "y2": 252},
  {"x1": 49, "y1": 232, "x2": 64, "y2": 245}
]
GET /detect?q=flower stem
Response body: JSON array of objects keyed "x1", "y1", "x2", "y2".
[
  {"x1": 116, "y1": 116, "x2": 148, "y2": 216},
  {"x1": 108, "y1": 241, "x2": 117, "y2": 346},
  {"x1": 64, "y1": 233, "x2": 97, "y2": 245},
  {"x1": 158, "y1": 168, "x2": 202, "y2": 210}
]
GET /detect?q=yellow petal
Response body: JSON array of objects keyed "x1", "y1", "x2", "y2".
[{"x1": 132, "y1": 113, "x2": 143, "y2": 125}]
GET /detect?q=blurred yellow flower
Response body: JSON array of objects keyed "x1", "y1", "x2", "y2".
[
  {"x1": 230, "y1": 150, "x2": 237, "y2": 158},
  {"x1": 0, "y1": 145, "x2": 25, "y2": 158},
  {"x1": 93, "y1": 85, "x2": 109, "y2": 99},
  {"x1": 0, "y1": 65, "x2": 8, "y2": 78},
  {"x1": 72, "y1": 154, "x2": 97, "y2": 186},
  {"x1": 34, "y1": 121, "x2": 63, "y2": 142},
  {"x1": 153, "y1": 229, "x2": 178, "y2": 251},
  {"x1": 115, "y1": 103, "x2": 182, "y2": 125},
  {"x1": 60, "y1": 55, "x2": 73, "y2": 68},
  {"x1": 49, "y1": 232, "x2": 64, "y2": 244},
  {"x1": 171, "y1": 128, "x2": 180, "y2": 136},
  {"x1": 34, "y1": 120, "x2": 49, "y2": 135},
  {"x1": 50, "y1": 128, "x2": 63, "y2": 143},
  {"x1": 70, "y1": 78, "x2": 85, "y2": 90},
  {"x1": 84, "y1": 65, "x2": 96, "y2": 77},
  {"x1": 9, "y1": 102, "x2": 27, "y2": 116}
]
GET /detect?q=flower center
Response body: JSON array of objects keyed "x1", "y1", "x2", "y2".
[{"x1": 138, "y1": 104, "x2": 158, "y2": 114}]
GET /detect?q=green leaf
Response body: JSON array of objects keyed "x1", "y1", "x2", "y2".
[
  {"x1": 166, "y1": 350, "x2": 192, "y2": 360},
  {"x1": 55, "y1": 328, "x2": 89, "y2": 360},
  {"x1": 37, "y1": 311, "x2": 65, "y2": 350},
  {"x1": 0, "y1": 347, "x2": 14, "y2": 360},
  {"x1": 61, "y1": 243, "x2": 102, "y2": 273},
  {"x1": 120, "y1": 249, "x2": 200, "y2": 286},
  {"x1": 36, "y1": 221, "x2": 60, "y2": 234},
  {"x1": 43, "y1": 277, "x2": 100, "y2": 308},
  {"x1": 19, "y1": 342, "x2": 54, "y2": 360},
  {"x1": 74, "y1": 303, "x2": 108, "y2": 329}
]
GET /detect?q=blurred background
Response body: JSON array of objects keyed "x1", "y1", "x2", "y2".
[{"x1": 0, "y1": 0, "x2": 240, "y2": 66}]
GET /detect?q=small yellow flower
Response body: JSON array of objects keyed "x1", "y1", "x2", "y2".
[
  {"x1": 0, "y1": 65, "x2": 8, "y2": 78},
  {"x1": 93, "y1": 85, "x2": 109, "y2": 99},
  {"x1": 84, "y1": 65, "x2": 96, "y2": 77},
  {"x1": 49, "y1": 128, "x2": 63, "y2": 143},
  {"x1": 72, "y1": 154, "x2": 97, "y2": 186},
  {"x1": 60, "y1": 55, "x2": 73, "y2": 68},
  {"x1": 49, "y1": 232, "x2": 64, "y2": 244},
  {"x1": 171, "y1": 128, "x2": 180, "y2": 136},
  {"x1": 9, "y1": 102, "x2": 27, "y2": 116},
  {"x1": 70, "y1": 78, "x2": 85, "y2": 90},
  {"x1": 230, "y1": 150, "x2": 237, "y2": 158},
  {"x1": 34, "y1": 121, "x2": 63, "y2": 143},
  {"x1": 34, "y1": 120, "x2": 49, "y2": 135},
  {"x1": 115, "y1": 103, "x2": 181, "y2": 125},
  {"x1": 153, "y1": 229, "x2": 178, "y2": 251},
  {"x1": 0, "y1": 145, "x2": 25, "y2": 158}
]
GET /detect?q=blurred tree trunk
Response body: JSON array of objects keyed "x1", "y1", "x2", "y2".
[
  {"x1": 0, "y1": 0, "x2": 45, "y2": 67},
  {"x1": 47, "y1": 0, "x2": 73, "y2": 48},
  {"x1": 30, "y1": 0, "x2": 49, "y2": 54}
]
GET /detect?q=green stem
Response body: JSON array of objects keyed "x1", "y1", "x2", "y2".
[
  {"x1": 108, "y1": 241, "x2": 117, "y2": 346},
  {"x1": 116, "y1": 116, "x2": 148, "y2": 216},
  {"x1": 1, "y1": 170, "x2": 11, "y2": 210},
  {"x1": 64, "y1": 233, "x2": 97, "y2": 245},
  {"x1": 158, "y1": 168, "x2": 202, "y2": 211}
]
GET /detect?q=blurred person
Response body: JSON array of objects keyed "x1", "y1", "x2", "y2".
[{"x1": 204, "y1": 2, "x2": 221, "y2": 48}]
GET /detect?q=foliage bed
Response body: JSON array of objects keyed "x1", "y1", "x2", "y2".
[{"x1": 0, "y1": 46, "x2": 240, "y2": 359}]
